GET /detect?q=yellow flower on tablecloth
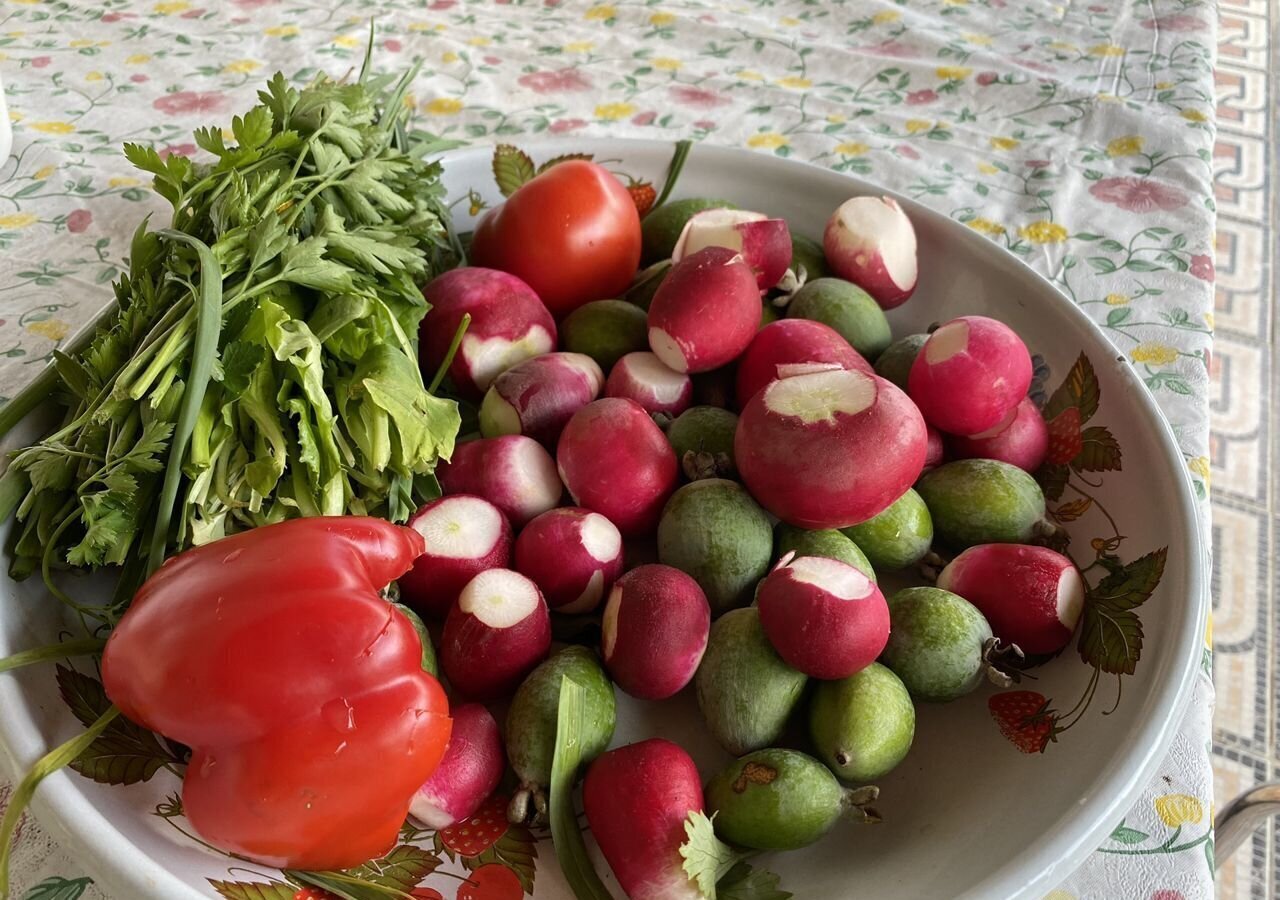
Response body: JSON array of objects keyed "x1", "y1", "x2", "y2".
[
  {"x1": 6, "y1": 31, "x2": 22, "y2": 37},
  {"x1": 1088, "y1": 44, "x2": 1125, "y2": 57},
  {"x1": 1043, "y1": 892, "x2": 1076, "y2": 900},
  {"x1": 1105, "y1": 293, "x2": 1129, "y2": 306},
  {"x1": 442, "y1": 51, "x2": 460, "y2": 63},
  {"x1": 652, "y1": 57, "x2": 682, "y2": 71},
  {"x1": 584, "y1": 4, "x2": 615, "y2": 20},
  {"x1": 152, "y1": 0, "x2": 191, "y2": 14},
  {"x1": 872, "y1": 10, "x2": 901, "y2": 23},
  {"x1": 1155, "y1": 81, "x2": 1174, "y2": 90},
  {"x1": 964, "y1": 33, "x2": 993, "y2": 46},
  {"x1": 1131, "y1": 343, "x2": 1179, "y2": 366},
  {"x1": 26, "y1": 319, "x2": 69, "y2": 340},
  {"x1": 1204, "y1": 610, "x2": 1213, "y2": 648},
  {"x1": 126, "y1": 53, "x2": 151, "y2": 64},
  {"x1": 827, "y1": 114, "x2": 846, "y2": 124},
  {"x1": 989, "y1": 136, "x2": 1020, "y2": 151},
  {"x1": 936, "y1": 66, "x2": 972, "y2": 80},
  {"x1": 69, "y1": 38, "x2": 95, "y2": 48},
  {"x1": 977, "y1": 162, "x2": 999, "y2": 175},
  {"x1": 834, "y1": 142, "x2": 869, "y2": 156},
  {"x1": 1106, "y1": 135, "x2": 1143, "y2": 157},
  {"x1": 1204, "y1": 311, "x2": 1214, "y2": 329},
  {"x1": 220, "y1": 127, "x2": 235, "y2": 140},
  {"x1": 109, "y1": 176, "x2": 139, "y2": 187},
  {"x1": 8, "y1": 110, "x2": 21, "y2": 122},
  {"x1": 467, "y1": 36, "x2": 491, "y2": 47},
  {"x1": 426, "y1": 97, "x2": 464, "y2": 116},
  {"x1": 264, "y1": 25, "x2": 299, "y2": 37},
  {"x1": 96, "y1": 40, "x2": 110, "y2": 47},
  {"x1": 943, "y1": 0, "x2": 967, "y2": 5},
  {"x1": 223, "y1": 60, "x2": 260, "y2": 74},
  {"x1": 1049, "y1": 40, "x2": 1078, "y2": 51},
  {"x1": 85, "y1": 71, "x2": 105, "y2": 81},
  {"x1": 29, "y1": 121, "x2": 75, "y2": 134},
  {"x1": 777, "y1": 75, "x2": 811, "y2": 89},
  {"x1": 1096, "y1": 93, "x2": 1120, "y2": 103},
  {"x1": 333, "y1": 35, "x2": 361, "y2": 48},
  {"x1": 1181, "y1": 109, "x2": 1207, "y2": 123},
  {"x1": 1018, "y1": 221, "x2": 1067, "y2": 244},
  {"x1": 7, "y1": 0, "x2": 41, "y2": 5},
  {"x1": 779, "y1": 16, "x2": 800, "y2": 26},
  {"x1": 563, "y1": 41, "x2": 594, "y2": 53},
  {"x1": 1188, "y1": 455, "x2": 1211, "y2": 488},
  {"x1": 595, "y1": 102, "x2": 636, "y2": 121},
  {"x1": 737, "y1": 70, "x2": 763, "y2": 81},
  {"x1": 747, "y1": 133, "x2": 788, "y2": 150},
  {"x1": 0, "y1": 213, "x2": 38, "y2": 229},
  {"x1": 407, "y1": 22, "x2": 433, "y2": 32},
  {"x1": 1154, "y1": 794, "x2": 1203, "y2": 827},
  {"x1": 967, "y1": 218, "x2": 1006, "y2": 236},
  {"x1": 649, "y1": 12, "x2": 676, "y2": 25},
  {"x1": 33, "y1": 165, "x2": 54, "y2": 180},
  {"x1": 905, "y1": 119, "x2": 932, "y2": 134}
]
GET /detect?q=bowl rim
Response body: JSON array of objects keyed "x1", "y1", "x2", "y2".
[{"x1": 0, "y1": 137, "x2": 1209, "y2": 900}]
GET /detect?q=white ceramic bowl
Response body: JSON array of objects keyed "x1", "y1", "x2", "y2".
[{"x1": 0, "y1": 139, "x2": 1208, "y2": 900}]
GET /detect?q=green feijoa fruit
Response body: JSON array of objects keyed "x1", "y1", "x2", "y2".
[
  {"x1": 881, "y1": 586, "x2": 993, "y2": 702},
  {"x1": 641, "y1": 197, "x2": 737, "y2": 264},
  {"x1": 695, "y1": 608, "x2": 808, "y2": 755},
  {"x1": 657, "y1": 479, "x2": 772, "y2": 615},
  {"x1": 841, "y1": 488, "x2": 933, "y2": 571},
  {"x1": 706, "y1": 748, "x2": 874, "y2": 850},
  {"x1": 773, "y1": 523, "x2": 875, "y2": 582},
  {"x1": 624, "y1": 260, "x2": 670, "y2": 312},
  {"x1": 506, "y1": 646, "x2": 616, "y2": 815},
  {"x1": 916, "y1": 459, "x2": 1046, "y2": 548},
  {"x1": 561, "y1": 299, "x2": 649, "y2": 372},
  {"x1": 809, "y1": 663, "x2": 914, "y2": 782},
  {"x1": 874, "y1": 333, "x2": 928, "y2": 391},
  {"x1": 667, "y1": 406, "x2": 738, "y2": 481},
  {"x1": 787, "y1": 277, "x2": 892, "y2": 361},
  {"x1": 790, "y1": 231, "x2": 830, "y2": 281}
]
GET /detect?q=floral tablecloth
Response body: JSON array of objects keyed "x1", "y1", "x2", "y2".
[{"x1": 0, "y1": 0, "x2": 1217, "y2": 898}]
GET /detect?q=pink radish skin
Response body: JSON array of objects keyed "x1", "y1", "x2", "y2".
[
  {"x1": 823, "y1": 196, "x2": 918, "y2": 310},
  {"x1": 936, "y1": 544, "x2": 1084, "y2": 655},
  {"x1": 648, "y1": 246, "x2": 761, "y2": 374},
  {"x1": 420, "y1": 267, "x2": 557, "y2": 399},
  {"x1": 908, "y1": 316, "x2": 1033, "y2": 436},
  {"x1": 601, "y1": 565, "x2": 711, "y2": 700},
  {"x1": 410, "y1": 704, "x2": 504, "y2": 829},
  {"x1": 399, "y1": 495, "x2": 513, "y2": 619},
  {"x1": 441, "y1": 568, "x2": 551, "y2": 701},
  {"x1": 671, "y1": 208, "x2": 793, "y2": 290},
  {"x1": 606, "y1": 352, "x2": 693, "y2": 417},
  {"x1": 437, "y1": 435, "x2": 563, "y2": 528},
  {"x1": 757, "y1": 555, "x2": 890, "y2": 679},
  {"x1": 946, "y1": 397, "x2": 1048, "y2": 473},
  {"x1": 735, "y1": 319, "x2": 872, "y2": 409},
  {"x1": 583, "y1": 739, "x2": 706, "y2": 900},
  {"x1": 923, "y1": 425, "x2": 945, "y2": 473},
  {"x1": 557, "y1": 399, "x2": 678, "y2": 537},
  {"x1": 479, "y1": 352, "x2": 604, "y2": 446},
  {"x1": 735, "y1": 369, "x2": 927, "y2": 528},
  {"x1": 514, "y1": 507, "x2": 624, "y2": 613}
]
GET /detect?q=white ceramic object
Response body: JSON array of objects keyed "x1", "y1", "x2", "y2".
[{"x1": 0, "y1": 139, "x2": 1208, "y2": 900}]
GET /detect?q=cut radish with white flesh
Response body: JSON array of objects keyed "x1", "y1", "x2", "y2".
[
  {"x1": 936, "y1": 543, "x2": 1084, "y2": 655},
  {"x1": 907, "y1": 316, "x2": 1033, "y2": 436},
  {"x1": 735, "y1": 368, "x2": 927, "y2": 528},
  {"x1": 946, "y1": 397, "x2": 1049, "y2": 473},
  {"x1": 399, "y1": 495, "x2": 513, "y2": 619},
  {"x1": 823, "y1": 196, "x2": 918, "y2": 310},
  {"x1": 556, "y1": 398, "x2": 679, "y2": 536},
  {"x1": 420, "y1": 267, "x2": 557, "y2": 399},
  {"x1": 735, "y1": 319, "x2": 872, "y2": 409},
  {"x1": 605, "y1": 351, "x2": 693, "y2": 417},
  {"x1": 757, "y1": 555, "x2": 890, "y2": 679},
  {"x1": 437, "y1": 435, "x2": 563, "y2": 528},
  {"x1": 584, "y1": 739, "x2": 706, "y2": 900},
  {"x1": 672, "y1": 208, "x2": 793, "y2": 290},
  {"x1": 479, "y1": 352, "x2": 603, "y2": 447},
  {"x1": 647, "y1": 246, "x2": 761, "y2": 374},
  {"x1": 441, "y1": 568, "x2": 551, "y2": 701},
  {"x1": 410, "y1": 704, "x2": 504, "y2": 829},
  {"x1": 600, "y1": 565, "x2": 711, "y2": 700},
  {"x1": 514, "y1": 507, "x2": 624, "y2": 613}
]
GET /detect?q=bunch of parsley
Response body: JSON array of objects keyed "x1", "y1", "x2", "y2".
[{"x1": 0, "y1": 65, "x2": 462, "y2": 615}]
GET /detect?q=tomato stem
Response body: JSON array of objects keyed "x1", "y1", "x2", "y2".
[{"x1": 650, "y1": 140, "x2": 694, "y2": 216}]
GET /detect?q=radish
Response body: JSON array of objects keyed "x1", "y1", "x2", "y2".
[
  {"x1": 936, "y1": 543, "x2": 1084, "y2": 655},
  {"x1": 437, "y1": 435, "x2": 563, "y2": 528},
  {"x1": 757, "y1": 555, "x2": 890, "y2": 679},
  {"x1": 441, "y1": 568, "x2": 552, "y2": 700},
  {"x1": 672, "y1": 208, "x2": 793, "y2": 290},
  {"x1": 924, "y1": 425, "x2": 945, "y2": 473},
  {"x1": 907, "y1": 316, "x2": 1033, "y2": 436},
  {"x1": 786, "y1": 278, "x2": 892, "y2": 361},
  {"x1": 557, "y1": 398, "x2": 678, "y2": 536},
  {"x1": 823, "y1": 196, "x2": 918, "y2": 310},
  {"x1": 479, "y1": 352, "x2": 604, "y2": 447},
  {"x1": 420, "y1": 267, "x2": 557, "y2": 398},
  {"x1": 647, "y1": 246, "x2": 761, "y2": 374},
  {"x1": 601, "y1": 565, "x2": 711, "y2": 699},
  {"x1": 947, "y1": 397, "x2": 1048, "y2": 473},
  {"x1": 734, "y1": 319, "x2": 872, "y2": 409},
  {"x1": 583, "y1": 739, "x2": 705, "y2": 900},
  {"x1": 605, "y1": 352, "x2": 693, "y2": 417},
  {"x1": 399, "y1": 494, "x2": 514, "y2": 619},
  {"x1": 735, "y1": 368, "x2": 927, "y2": 529},
  {"x1": 410, "y1": 704, "x2": 504, "y2": 829},
  {"x1": 514, "y1": 507, "x2": 624, "y2": 613}
]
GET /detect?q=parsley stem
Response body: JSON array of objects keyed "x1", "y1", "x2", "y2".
[
  {"x1": 650, "y1": 139, "x2": 694, "y2": 214},
  {"x1": 549, "y1": 676, "x2": 614, "y2": 900},
  {"x1": 429, "y1": 313, "x2": 470, "y2": 395},
  {"x1": 0, "y1": 637, "x2": 106, "y2": 674}
]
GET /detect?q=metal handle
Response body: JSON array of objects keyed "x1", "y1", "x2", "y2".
[{"x1": 1214, "y1": 782, "x2": 1280, "y2": 861}]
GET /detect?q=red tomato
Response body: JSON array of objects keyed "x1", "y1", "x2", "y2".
[{"x1": 471, "y1": 160, "x2": 642, "y2": 317}]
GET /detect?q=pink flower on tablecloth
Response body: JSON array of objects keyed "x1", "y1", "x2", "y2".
[
  {"x1": 632, "y1": 111, "x2": 657, "y2": 126},
  {"x1": 153, "y1": 91, "x2": 230, "y2": 117},
  {"x1": 1026, "y1": 159, "x2": 1051, "y2": 169},
  {"x1": 31, "y1": 56, "x2": 50, "y2": 68},
  {"x1": 869, "y1": 39, "x2": 917, "y2": 59},
  {"x1": 544, "y1": 0, "x2": 561, "y2": 7},
  {"x1": 698, "y1": 14, "x2": 716, "y2": 23},
  {"x1": 990, "y1": 0, "x2": 1006, "y2": 7},
  {"x1": 693, "y1": 119, "x2": 717, "y2": 130},
  {"x1": 66, "y1": 210, "x2": 92, "y2": 233},
  {"x1": 1088, "y1": 4, "x2": 1108, "y2": 11},
  {"x1": 101, "y1": 11, "x2": 133, "y2": 21},
  {"x1": 229, "y1": 16, "x2": 249, "y2": 23},
  {"x1": 429, "y1": 0, "x2": 456, "y2": 8},
  {"x1": 1151, "y1": 892, "x2": 1185, "y2": 900},
  {"x1": 232, "y1": 0, "x2": 276, "y2": 6},
  {"x1": 159, "y1": 143, "x2": 197, "y2": 159},
  {"x1": 518, "y1": 69, "x2": 591, "y2": 94},
  {"x1": 976, "y1": 71, "x2": 998, "y2": 86},
  {"x1": 1089, "y1": 176, "x2": 1188, "y2": 213},
  {"x1": 182, "y1": 8, "x2": 207, "y2": 18},
  {"x1": 896, "y1": 144, "x2": 920, "y2": 160},
  {"x1": 1021, "y1": 61, "x2": 1057, "y2": 74},
  {"x1": 131, "y1": 74, "x2": 149, "y2": 83},
  {"x1": 484, "y1": 55, "x2": 501, "y2": 65},
  {"x1": 669, "y1": 84, "x2": 728, "y2": 108},
  {"x1": 906, "y1": 89, "x2": 937, "y2": 105},
  {"x1": 548, "y1": 118, "x2": 586, "y2": 134},
  {"x1": 1189, "y1": 254, "x2": 1214, "y2": 282},
  {"x1": 385, "y1": 39, "x2": 402, "y2": 52},
  {"x1": 1140, "y1": 15, "x2": 1205, "y2": 32}
]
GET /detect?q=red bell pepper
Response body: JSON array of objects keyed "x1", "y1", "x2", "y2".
[{"x1": 102, "y1": 517, "x2": 451, "y2": 870}]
